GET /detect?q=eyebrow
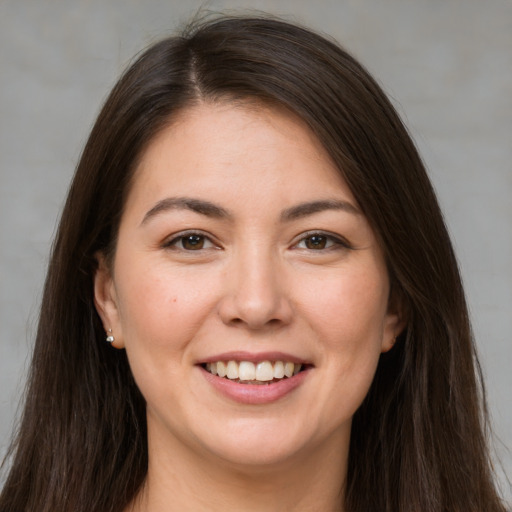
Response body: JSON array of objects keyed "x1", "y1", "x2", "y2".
[
  {"x1": 280, "y1": 199, "x2": 361, "y2": 221},
  {"x1": 140, "y1": 196, "x2": 361, "y2": 226},
  {"x1": 140, "y1": 197, "x2": 232, "y2": 225}
]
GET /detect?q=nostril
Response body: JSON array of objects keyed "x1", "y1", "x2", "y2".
[
  {"x1": 217, "y1": 282, "x2": 293, "y2": 329},
  {"x1": 224, "y1": 315, "x2": 285, "y2": 330}
]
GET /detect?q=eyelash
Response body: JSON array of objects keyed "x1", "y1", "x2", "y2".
[
  {"x1": 163, "y1": 231, "x2": 219, "y2": 251},
  {"x1": 293, "y1": 231, "x2": 352, "y2": 251},
  {"x1": 163, "y1": 230, "x2": 351, "y2": 252}
]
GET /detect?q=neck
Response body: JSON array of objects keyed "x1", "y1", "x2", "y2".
[{"x1": 128, "y1": 424, "x2": 348, "y2": 512}]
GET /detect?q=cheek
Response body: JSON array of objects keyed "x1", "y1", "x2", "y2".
[
  {"x1": 301, "y1": 265, "x2": 389, "y2": 420},
  {"x1": 306, "y1": 265, "x2": 389, "y2": 350},
  {"x1": 114, "y1": 257, "x2": 217, "y2": 354},
  {"x1": 113, "y1": 262, "x2": 218, "y2": 408}
]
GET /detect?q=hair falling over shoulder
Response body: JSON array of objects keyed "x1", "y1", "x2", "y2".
[{"x1": 1, "y1": 14, "x2": 509, "y2": 512}]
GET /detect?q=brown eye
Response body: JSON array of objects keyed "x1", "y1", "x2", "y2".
[
  {"x1": 304, "y1": 235, "x2": 328, "y2": 250},
  {"x1": 295, "y1": 232, "x2": 350, "y2": 252},
  {"x1": 164, "y1": 232, "x2": 217, "y2": 252},
  {"x1": 181, "y1": 234, "x2": 205, "y2": 250}
]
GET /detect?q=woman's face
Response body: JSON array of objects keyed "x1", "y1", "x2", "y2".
[{"x1": 95, "y1": 102, "x2": 401, "y2": 468}]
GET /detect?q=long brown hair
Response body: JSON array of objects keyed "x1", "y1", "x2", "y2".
[{"x1": 1, "y1": 15, "x2": 507, "y2": 512}]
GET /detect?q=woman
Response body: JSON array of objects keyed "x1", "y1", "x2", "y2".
[{"x1": 0, "y1": 14, "x2": 507, "y2": 512}]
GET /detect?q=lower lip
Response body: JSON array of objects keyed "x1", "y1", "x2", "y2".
[{"x1": 199, "y1": 366, "x2": 310, "y2": 405}]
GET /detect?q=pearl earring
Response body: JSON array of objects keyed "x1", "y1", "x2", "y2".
[{"x1": 106, "y1": 329, "x2": 115, "y2": 343}]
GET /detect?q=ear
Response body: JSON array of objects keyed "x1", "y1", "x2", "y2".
[
  {"x1": 381, "y1": 287, "x2": 407, "y2": 353},
  {"x1": 93, "y1": 252, "x2": 125, "y2": 349}
]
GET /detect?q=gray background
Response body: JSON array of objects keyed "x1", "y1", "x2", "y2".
[{"x1": 1, "y1": 0, "x2": 510, "y2": 500}]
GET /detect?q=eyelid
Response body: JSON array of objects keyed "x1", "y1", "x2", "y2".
[
  {"x1": 292, "y1": 230, "x2": 353, "y2": 250},
  {"x1": 162, "y1": 230, "x2": 221, "y2": 250},
  {"x1": 161, "y1": 229, "x2": 351, "y2": 251}
]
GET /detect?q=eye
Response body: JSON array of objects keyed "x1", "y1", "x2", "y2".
[
  {"x1": 301, "y1": 234, "x2": 331, "y2": 250},
  {"x1": 164, "y1": 232, "x2": 217, "y2": 251},
  {"x1": 294, "y1": 232, "x2": 350, "y2": 251}
]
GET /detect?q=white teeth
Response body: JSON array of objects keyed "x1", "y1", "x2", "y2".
[
  {"x1": 255, "y1": 361, "x2": 274, "y2": 381},
  {"x1": 284, "y1": 362, "x2": 294, "y2": 378},
  {"x1": 205, "y1": 360, "x2": 305, "y2": 382},
  {"x1": 273, "y1": 361, "x2": 285, "y2": 379},
  {"x1": 238, "y1": 361, "x2": 256, "y2": 381},
  {"x1": 226, "y1": 360, "x2": 238, "y2": 379},
  {"x1": 217, "y1": 361, "x2": 227, "y2": 378}
]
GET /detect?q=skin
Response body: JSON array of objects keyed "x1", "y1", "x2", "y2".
[{"x1": 94, "y1": 102, "x2": 403, "y2": 512}]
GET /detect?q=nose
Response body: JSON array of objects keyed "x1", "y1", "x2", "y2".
[{"x1": 217, "y1": 245, "x2": 293, "y2": 330}]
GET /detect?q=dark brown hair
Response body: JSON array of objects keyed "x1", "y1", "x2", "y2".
[{"x1": 1, "y1": 14, "x2": 507, "y2": 512}]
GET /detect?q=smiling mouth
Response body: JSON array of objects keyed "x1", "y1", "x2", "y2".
[{"x1": 202, "y1": 360, "x2": 308, "y2": 385}]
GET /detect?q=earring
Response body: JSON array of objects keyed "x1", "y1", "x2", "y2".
[{"x1": 106, "y1": 329, "x2": 115, "y2": 343}]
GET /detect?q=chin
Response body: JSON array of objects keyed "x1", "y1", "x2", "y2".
[
  {"x1": 193, "y1": 414, "x2": 341, "y2": 470},
  {"x1": 209, "y1": 437, "x2": 307, "y2": 469}
]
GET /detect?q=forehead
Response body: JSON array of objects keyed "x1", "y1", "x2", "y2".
[{"x1": 125, "y1": 101, "x2": 357, "y2": 217}]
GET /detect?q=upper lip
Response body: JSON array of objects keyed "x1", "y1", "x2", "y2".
[{"x1": 198, "y1": 351, "x2": 313, "y2": 366}]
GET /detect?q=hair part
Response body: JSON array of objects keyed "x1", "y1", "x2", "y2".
[{"x1": 1, "y1": 14, "x2": 507, "y2": 512}]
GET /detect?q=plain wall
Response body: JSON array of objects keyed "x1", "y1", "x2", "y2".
[{"x1": 1, "y1": 0, "x2": 510, "y2": 500}]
